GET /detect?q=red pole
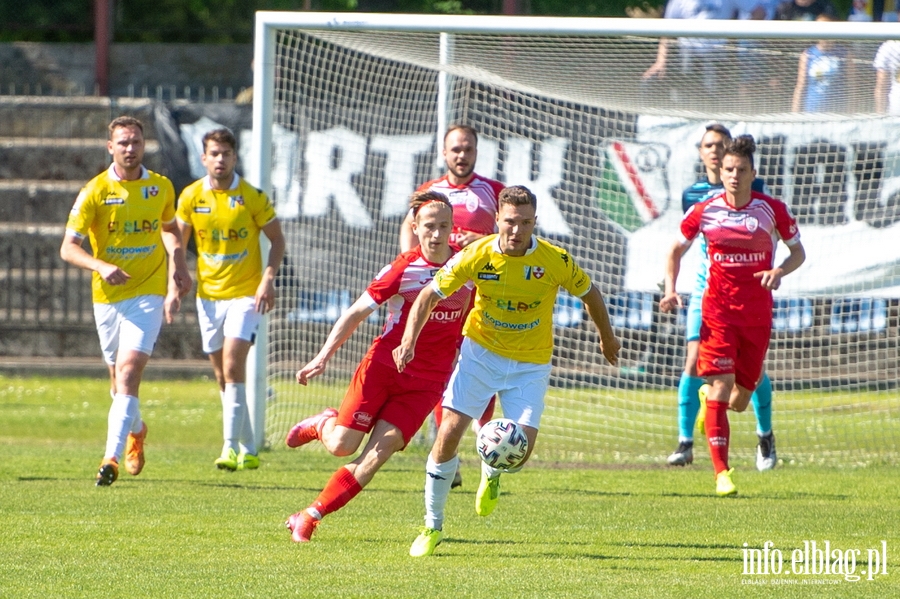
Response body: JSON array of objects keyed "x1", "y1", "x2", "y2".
[{"x1": 94, "y1": 0, "x2": 110, "y2": 96}]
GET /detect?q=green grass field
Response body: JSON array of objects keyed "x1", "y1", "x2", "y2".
[{"x1": 1, "y1": 375, "x2": 897, "y2": 598}]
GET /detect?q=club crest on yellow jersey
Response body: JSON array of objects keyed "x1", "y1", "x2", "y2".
[{"x1": 524, "y1": 266, "x2": 545, "y2": 280}]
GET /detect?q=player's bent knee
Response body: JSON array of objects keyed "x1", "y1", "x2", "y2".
[
  {"x1": 729, "y1": 388, "x2": 753, "y2": 412},
  {"x1": 324, "y1": 441, "x2": 359, "y2": 457},
  {"x1": 322, "y1": 432, "x2": 364, "y2": 457}
]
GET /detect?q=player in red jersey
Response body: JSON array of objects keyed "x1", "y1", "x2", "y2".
[
  {"x1": 399, "y1": 124, "x2": 505, "y2": 253},
  {"x1": 284, "y1": 191, "x2": 472, "y2": 543},
  {"x1": 660, "y1": 135, "x2": 806, "y2": 497},
  {"x1": 400, "y1": 124, "x2": 505, "y2": 487}
]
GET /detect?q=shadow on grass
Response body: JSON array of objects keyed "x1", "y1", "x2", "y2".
[
  {"x1": 630, "y1": 540, "x2": 742, "y2": 551},
  {"x1": 440, "y1": 538, "x2": 739, "y2": 563}
]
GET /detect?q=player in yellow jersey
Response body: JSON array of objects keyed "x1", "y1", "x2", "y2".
[
  {"x1": 176, "y1": 128, "x2": 285, "y2": 471},
  {"x1": 61, "y1": 116, "x2": 191, "y2": 486},
  {"x1": 394, "y1": 185, "x2": 621, "y2": 557}
]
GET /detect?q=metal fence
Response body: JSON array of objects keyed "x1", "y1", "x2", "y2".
[
  {"x1": 0, "y1": 84, "x2": 246, "y2": 103},
  {"x1": 0, "y1": 243, "x2": 198, "y2": 328}
]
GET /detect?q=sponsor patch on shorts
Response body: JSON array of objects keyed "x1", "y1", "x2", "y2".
[{"x1": 353, "y1": 411, "x2": 373, "y2": 427}]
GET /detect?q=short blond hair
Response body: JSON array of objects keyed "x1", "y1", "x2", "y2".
[
  {"x1": 108, "y1": 116, "x2": 143, "y2": 138},
  {"x1": 498, "y1": 185, "x2": 537, "y2": 210}
]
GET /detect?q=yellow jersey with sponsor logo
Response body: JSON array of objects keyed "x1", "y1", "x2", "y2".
[
  {"x1": 66, "y1": 165, "x2": 176, "y2": 304},
  {"x1": 176, "y1": 174, "x2": 277, "y2": 300},
  {"x1": 433, "y1": 235, "x2": 592, "y2": 364}
]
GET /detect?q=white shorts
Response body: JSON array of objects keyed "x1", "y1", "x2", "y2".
[
  {"x1": 196, "y1": 296, "x2": 261, "y2": 354},
  {"x1": 93, "y1": 295, "x2": 165, "y2": 365},
  {"x1": 442, "y1": 337, "x2": 551, "y2": 429}
]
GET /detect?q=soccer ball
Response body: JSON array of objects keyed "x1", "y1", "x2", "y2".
[{"x1": 476, "y1": 418, "x2": 529, "y2": 470}]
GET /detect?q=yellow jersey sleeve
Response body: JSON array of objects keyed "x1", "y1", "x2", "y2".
[
  {"x1": 66, "y1": 186, "x2": 97, "y2": 239},
  {"x1": 179, "y1": 176, "x2": 275, "y2": 300},
  {"x1": 251, "y1": 187, "x2": 277, "y2": 229},
  {"x1": 66, "y1": 168, "x2": 174, "y2": 303},
  {"x1": 435, "y1": 236, "x2": 592, "y2": 364}
]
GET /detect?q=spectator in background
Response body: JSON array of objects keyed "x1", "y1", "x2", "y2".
[
  {"x1": 235, "y1": 60, "x2": 254, "y2": 105},
  {"x1": 642, "y1": 0, "x2": 741, "y2": 100},
  {"x1": 736, "y1": 0, "x2": 780, "y2": 104},
  {"x1": 848, "y1": 0, "x2": 873, "y2": 21},
  {"x1": 740, "y1": 0, "x2": 780, "y2": 20},
  {"x1": 775, "y1": 0, "x2": 837, "y2": 21},
  {"x1": 874, "y1": 40, "x2": 900, "y2": 113},
  {"x1": 791, "y1": 15, "x2": 848, "y2": 112}
]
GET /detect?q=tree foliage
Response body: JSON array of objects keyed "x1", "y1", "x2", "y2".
[{"x1": 0, "y1": 0, "x2": 644, "y2": 43}]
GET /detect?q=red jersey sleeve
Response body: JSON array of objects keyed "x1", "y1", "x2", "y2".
[
  {"x1": 679, "y1": 200, "x2": 704, "y2": 242},
  {"x1": 769, "y1": 196, "x2": 800, "y2": 244},
  {"x1": 365, "y1": 256, "x2": 408, "y2": 305},
  {"x1": 486, "y1": 177, "x2": 505, "y2": 198},
  {"x1": 415, "y1": 175, "x2": 446, "y2": 193}
]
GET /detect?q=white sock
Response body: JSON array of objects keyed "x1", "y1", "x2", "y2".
[
  {"x1": 105, "y1": 394, "x2": 140, "y2": 460},
  {"x1": 130, "y1": 403, "x2": 143, "y2": 434},
  {"x1": 110, "y1": 388, "x2": 143, "y2": 434},
  {"x1": 233, "y1": 383, "x2": 257, "y2": 455},
  {"x1": 222, "y1": 384, "x2": 241, "y2": 453},
  {"x1": 482, "y1": 461, "x2": 504, "y2": 479},
  {"x1": 424, "y1": 454, "x2": 459, "y2": 531}
]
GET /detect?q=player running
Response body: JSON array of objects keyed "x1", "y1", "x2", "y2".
[
  {"x1": 176, "y1": 127, "x2": 285, "y2": 471},
  {"x1": 660, "y1": 135, "x2": 805, "y2": 497},
  {"x1": 284, "y1": 192, "x2": 472, "y2": 543},
  {"x1": 61, "y1": 116, "x2": 191, "y2": 486},
  {"x1": 394, "y1": 185, "x2": 620, "y2": 557},
  {"x1": 666, "y1": 123, "x2": 777, "y2": 472},
  {"x1": 400, "y1": 124, "x2": 505, "y2": 489}
]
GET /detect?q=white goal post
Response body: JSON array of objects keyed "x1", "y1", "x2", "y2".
[{"x1": 249, "y1": 11, "x2": 900, "y2": 464}]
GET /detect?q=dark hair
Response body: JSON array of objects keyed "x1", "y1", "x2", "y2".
[
  {"x1": 443, "y1": 124, "x2": 478, "y2": 146},
  {"x1": 498, "y1": 185, "x2": 537, "y2": 210},
  {"x1": 409, "y1": 190, "x2": 452, "y2": 218},
  {"x1": 704, "y1": 122, "x2": 732, "y2": 140},
  {"x1": 108, "y1": 116, "x2": 144, "y2": 138},
  {"x1": 202, "y1": 128, "x2": 237, "y2": 152},
  {"x1": 724, "y1": 135, "x2": 757, "y2": 169}
]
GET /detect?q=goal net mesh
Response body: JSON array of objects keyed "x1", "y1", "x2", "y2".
[{"x1": 261, "y1": 23, "x2": 900, "y2": 466}]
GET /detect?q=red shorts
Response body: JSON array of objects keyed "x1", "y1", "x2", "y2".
[
  {"x1": 337, "y1": 355, "x2": 444, "y2": 447},
  {"x1": 698, "y1": 320, "x2": 770, "y2": 391}
]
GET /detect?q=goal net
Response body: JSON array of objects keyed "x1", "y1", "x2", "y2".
[{"x1": 251, "y1": 13, "x2": 900, "y2": 465}]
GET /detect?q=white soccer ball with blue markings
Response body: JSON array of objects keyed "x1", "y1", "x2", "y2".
[{"x1": 476, "y1": 418, "x2": 528, "y2": 470}]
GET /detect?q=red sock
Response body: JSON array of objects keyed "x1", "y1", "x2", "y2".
[
  {"x1": 310, "y1": 466, "x2": 363, "y2": 518},
  {"x1": 476, "y1": 395, "x2": 497, "y2": 429},
  {"x1": 705, "y1": 400, "x2": 730, "y2": 475}
]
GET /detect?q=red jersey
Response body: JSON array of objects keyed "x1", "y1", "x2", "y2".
[
  {"x1": 416, "y1": 173, "x2": 504, "y2": 246},
  {"x1": 363, "y1": 246, "x2": 473, "y2": 382},
  {"x1": 680, "y1": 190, "x2": 800, "y2": 327}
]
